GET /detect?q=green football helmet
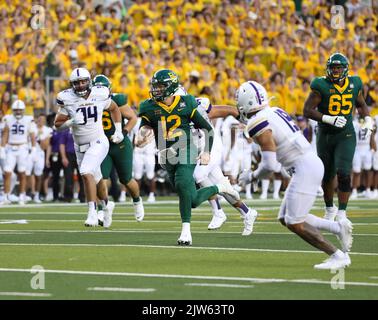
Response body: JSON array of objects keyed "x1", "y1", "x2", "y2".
[
  {"x1": 326, "y1": 53, "x2": 349, "y2": 83},
  {"x1": 93, "y1": 74, "x2": 112, "y2": 90},
  {"x1": 150, "y1": 69, "x2": 179, "y2": 102}
]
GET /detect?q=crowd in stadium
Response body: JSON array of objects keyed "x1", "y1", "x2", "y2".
[{"x1": 0, "y1": 0, "x2": 377, "y2": 204}]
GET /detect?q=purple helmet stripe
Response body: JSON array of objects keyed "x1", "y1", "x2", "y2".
[
  {"x1": 248, "y1": 81, "x2": 261, "y2": 105},
  {"x1": 77, "y1": 69, "x2": 80, "y2": 77}
]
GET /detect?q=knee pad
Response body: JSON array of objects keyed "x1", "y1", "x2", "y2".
[{"x1": 337, "y1": 173, "x2": 351, "y2": 192}]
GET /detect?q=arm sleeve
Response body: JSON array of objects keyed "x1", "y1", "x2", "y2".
[{"x1": 191, "y1": 109, "x2": 214, "y2": 153}]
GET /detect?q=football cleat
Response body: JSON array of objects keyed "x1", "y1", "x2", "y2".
[
  {"x1": 242, "y1": 209, "x2": 258, "y2": 236},
  {"x1": 103, "y1": 201, "x2": 115, "y2": 228},
  {"x1": 33, "y1": 195, "x2": 41, "y2": 204},
  {"x1": 147, "y1": 193, "x2": 156, "y2": 203},
  {"x1": 259, "y1": 192, "x2": 267, "y2": 200},
  {"x1": 177, "y1": 233, "x2": 192, "y2": 246},
  {"x1": 324, "y1": 205, "x2": 338, "y2": 221},
  {"x1": 133, "y1": 198, "x2": 145, "y2": 222},
  {"x1": 97, "y1": 210, "x2": 104, "y2": 226},
  {"x1": 336, "y1": 217, "x2": 353, "y2": 252},
  {"x1": 208, "y1": 210, "x2": 227, "y2": 230},
  {"x1": 314, "y1": 252, "x2": 351, "y2": 270},
  {"x1": 85, "y1": 211, "x2": 98, "y2": 227}
]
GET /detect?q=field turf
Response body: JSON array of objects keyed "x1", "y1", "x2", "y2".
[{"x1": 0, "y1": 197, "x2": 377, "y2": 300}]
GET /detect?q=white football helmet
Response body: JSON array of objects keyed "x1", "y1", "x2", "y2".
[
  {"x1": 69, "y1": 67, "x2": 92, "y2": 97},
  {"x1": 236, "y1": 81, "x2": 269, "y2": 123},
  {"x1": 174, "y1": 85, "x2": 188, "y2": 96},
  {"x1": 11, "y1": 99, "x2": 26, "y2": 119}
]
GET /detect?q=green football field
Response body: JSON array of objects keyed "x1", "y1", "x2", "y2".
[{"x1": 0, "y1": 197, "x2": 377, "y2": 300}]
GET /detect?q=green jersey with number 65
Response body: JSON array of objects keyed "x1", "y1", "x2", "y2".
[
  {"x1": 102, "y1": 93, "x2": 127, "y2": 140},
  {"x1": 310, "y1": 75, "x2": 363, "y2": 134}
]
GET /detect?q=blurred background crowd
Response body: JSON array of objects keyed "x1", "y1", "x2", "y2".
[{"x1": 0, "y1": 0, "x2": 377, "y2": 202}]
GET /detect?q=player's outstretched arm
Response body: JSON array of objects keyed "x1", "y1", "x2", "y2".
[
  {"x1": 119, "y1": 105, "x2": 137, "y2": 134},
  {"x1": 208, "y1": 105, "x2": 239, "y2": 119}
]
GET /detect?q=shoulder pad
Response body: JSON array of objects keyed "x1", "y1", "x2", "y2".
[{"x1": 245, "y1": 112, "x2": 270, "y2": 138}]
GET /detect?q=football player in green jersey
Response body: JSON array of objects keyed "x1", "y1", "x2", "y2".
[
  {"x1": 136, "y1": 69, "x2": 240, "y2": 245},
  {"x1": 93, "y1": 75, "x2": 145, "y2": 223},
  {"x1": 304, "y1": 53, "x2": 373, "y2": 221}
]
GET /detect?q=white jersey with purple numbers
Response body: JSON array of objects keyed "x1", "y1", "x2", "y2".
[
  {"x1": 353, "y1": 119, "x2": 371, "y2": 149},
  {"x1": 3, "y1": 114, "x2": 35, "y2": 145},
  {"x1": 56, "y1": 86, "x2": 111, "y2": 145},
  {"x1": 245, "y1": 107, "x2": 312, "y2": 168}
]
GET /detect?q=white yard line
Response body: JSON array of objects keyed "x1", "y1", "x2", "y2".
[
  {"x1": 185, "y1": 283, "x2": 255, "y2": 288},
  {"x1": 0, "y1": 291, "x2": 52, "y2": 297},
  {"x1": 0, "y1": 228, "x2": 377, "y2": 237},
  {"x1": 0, "y1": 268, "x2": 377, "y2": 287},
  {"x1": 87, "y1": 287, "x2": 155, "y2": 293},
  {"x1": 0, "y1": 242, "x2": 377, "y2": 256}
]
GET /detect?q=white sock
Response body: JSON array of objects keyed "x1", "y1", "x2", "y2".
[
  {"x1": 337, "y1": 210, "x2": 347, "y2": 219},
  {"x1": 261, "y1": 179, "x2": 269, "y2": 194},
  {"x1": 120, "y1": 190, "x2": 126, "y2": 197},
  {"x1": 19, "y1": 193, "x2": 26, "y2": 201},
  {"x1": 333, "y1": 249, "x2": 345, "y2": 259},
  {"x1": 305, "y1": 214, "x2": 341, "y2": 234},
  {"x1": 209, "y1": 199, "x2": 221, "y2": 214},
  {"x1": 88, "y1": 201, "x2": 96, "y2": 212},
  {"x1": 245, "y1": 183, "x2": 252, "y2": 196},
  {"x1": 149, "y1": 192, "x2": 154, "y2": 196},
  {"x1": 273, "y1": 179, "x2": 281, "y2": 196},
  {"x1": 182, "y1": 222, "x2": 191, "y2": 234},
  {"x1": 34, "y1": 192, "x2": 39, "y2": 198}
]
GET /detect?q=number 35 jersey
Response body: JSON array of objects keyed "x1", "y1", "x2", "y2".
[
  {"x1": 56, "y1": 86, "x2": 111, "y2": 145},
  {"x1": 310, "y1": 75, "x2": 363, "y2": 134},
  {"x1": 2, "y1": 114, "x2": 35, "y2": 145},
  {"x1": 244, "y1": 107, "x2": 312, "y2": 168}
]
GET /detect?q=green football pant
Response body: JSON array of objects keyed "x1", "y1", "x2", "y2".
[
  {"x1": 166, "y1": 163, "x2": 219, "y2": 223},
  {"x1": 316, "y1": 130, "x2": 356, "y2": 182},
  {"x1": 101, "y1": 137, "x2": 133, "y2": 185}
]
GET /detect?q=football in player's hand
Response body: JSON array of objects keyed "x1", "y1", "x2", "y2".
[{"x1": 136, "y1": 127, "x2": 154, "y2": 147}]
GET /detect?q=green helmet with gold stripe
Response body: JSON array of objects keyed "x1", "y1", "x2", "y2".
[
  {"x1": 93, "y1": 74, "x2": 112, "y2": 90},
  {"x1": 150, "y1": 69, "x2": 179, "y2": 102},
  {"x1": 326, "y1": 53, "x2": 349, "y2": 83}
]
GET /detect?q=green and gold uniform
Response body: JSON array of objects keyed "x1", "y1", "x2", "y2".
[
  {"x1": 311, "y1": 75, "x2": 363, "y2": 181},
  {"x1": 101, "y1": 93, "x2": 134, "y2": 185},
  {"x1": 138, "y1": 94, "x2": 218, "y2": 223}
]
